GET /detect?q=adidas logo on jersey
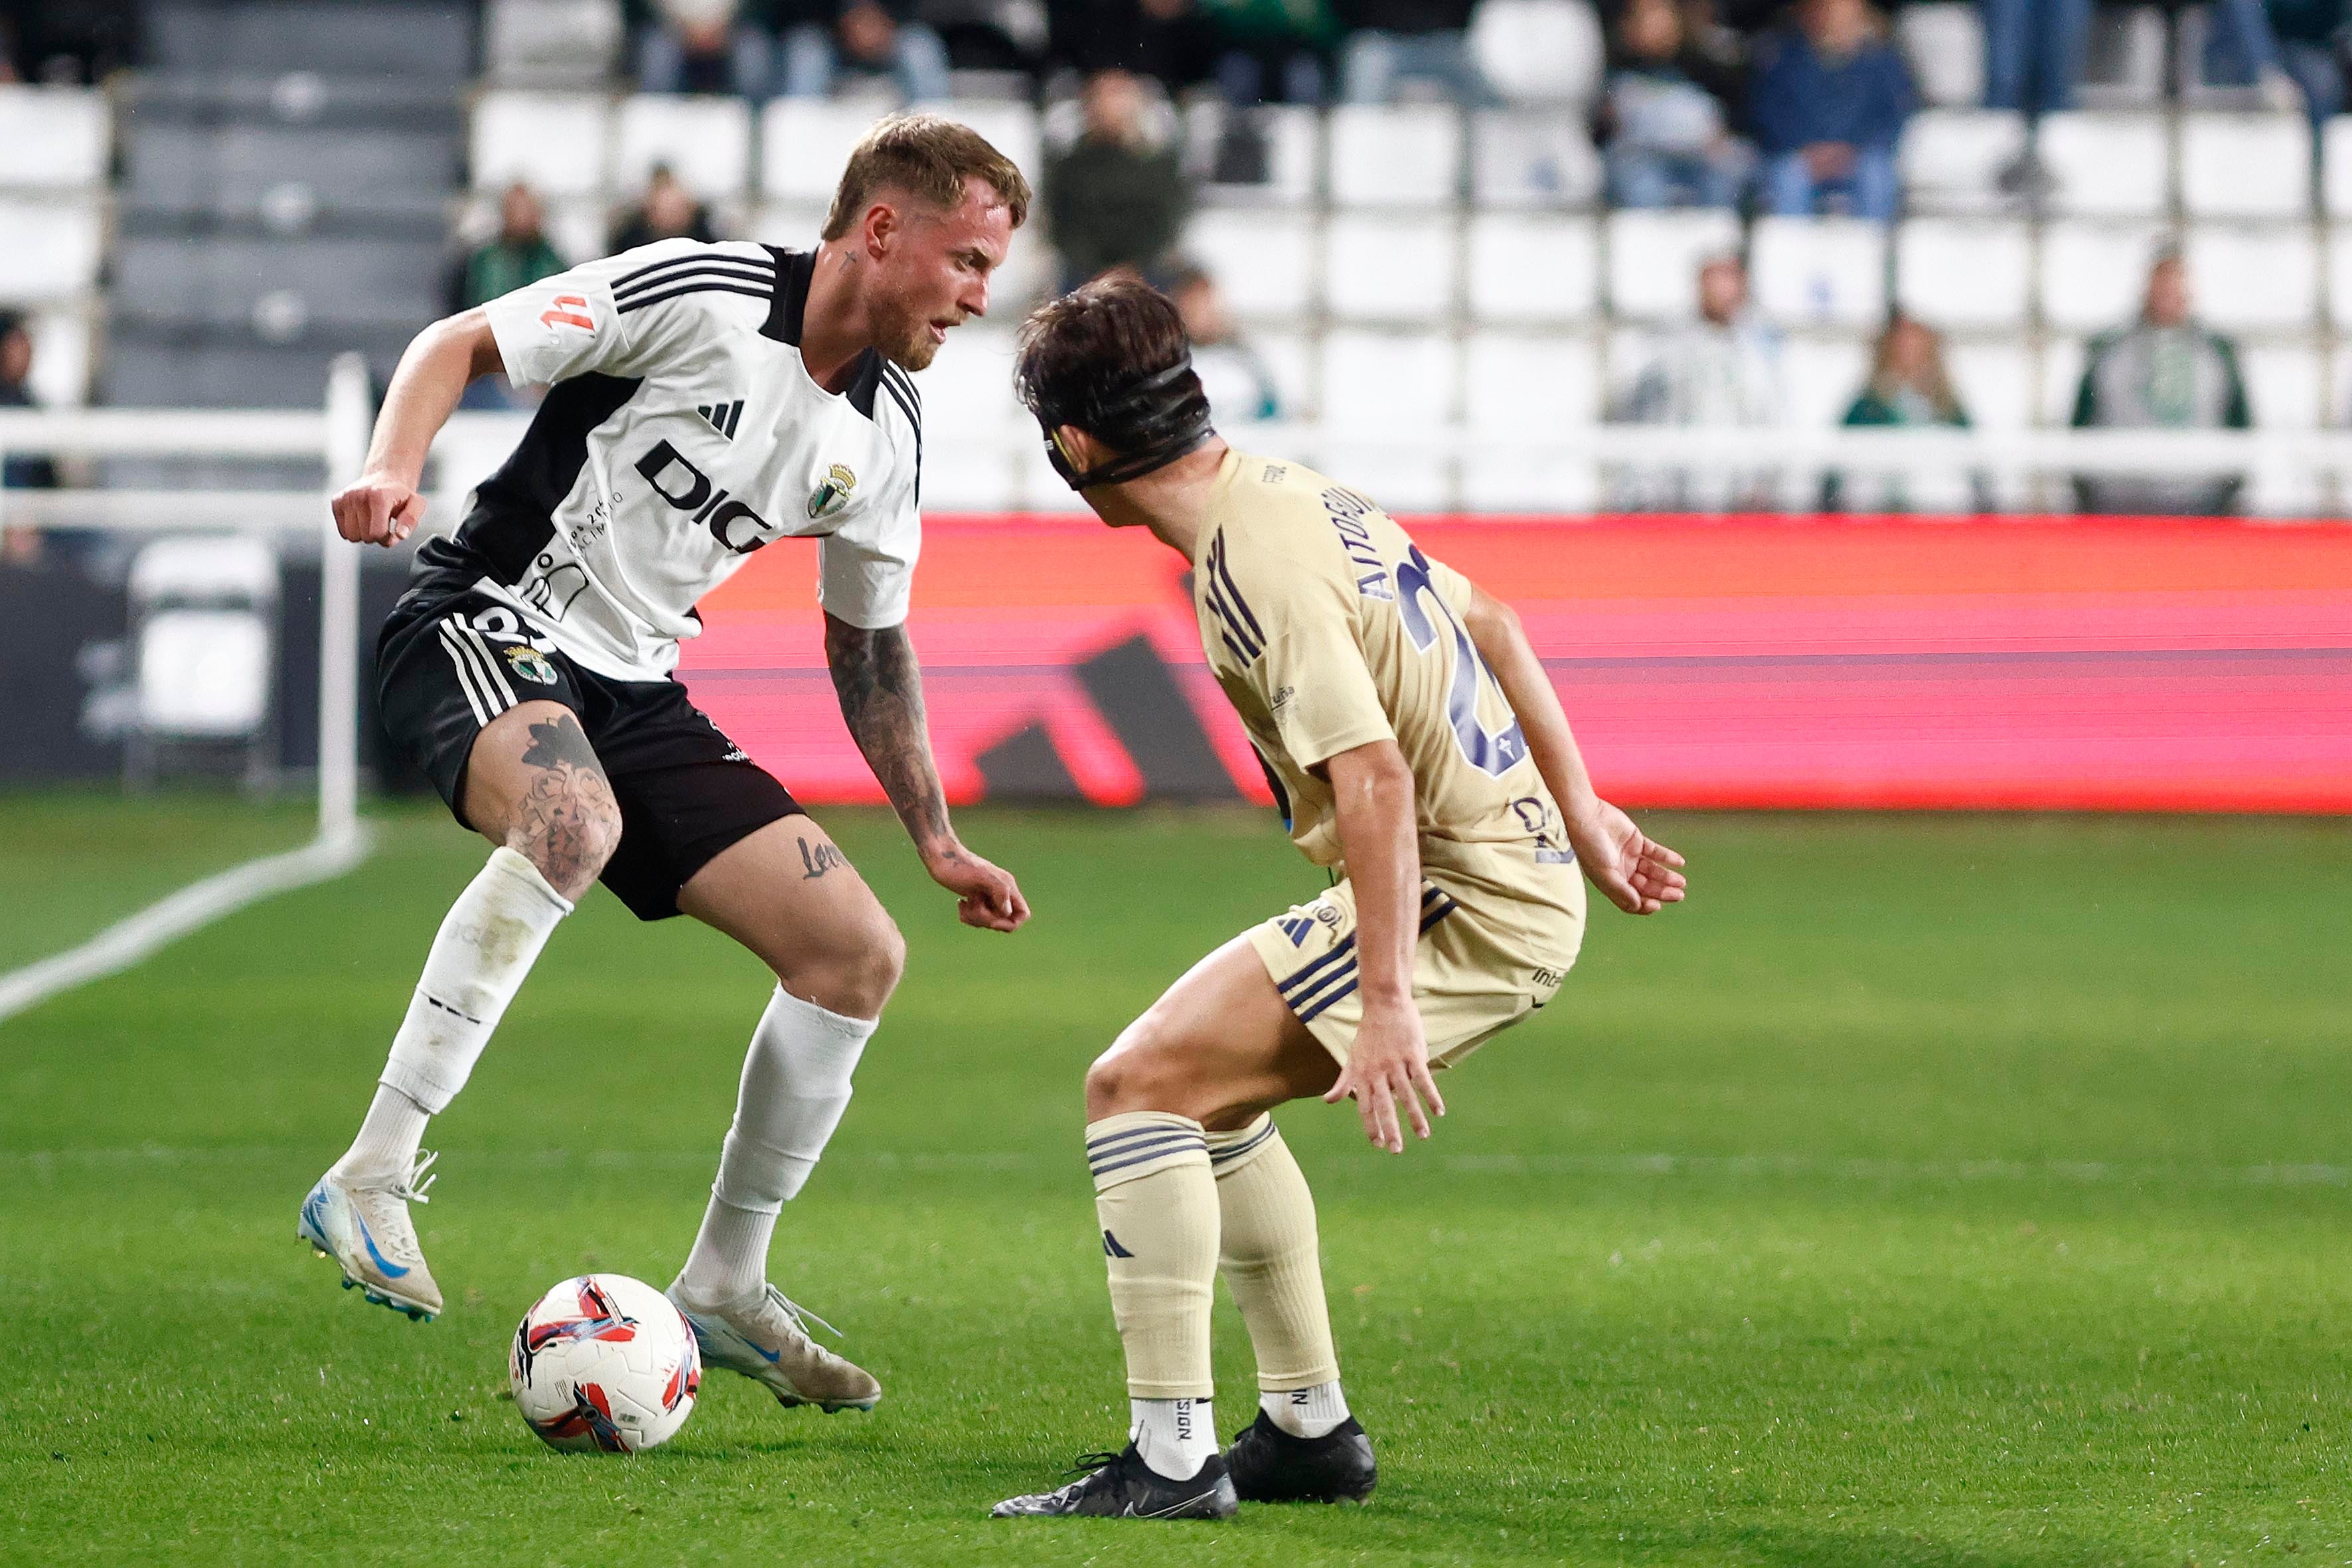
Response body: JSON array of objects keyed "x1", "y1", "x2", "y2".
[{"x1": 697, "y1": 400, "x2": 745, "y2": 439}]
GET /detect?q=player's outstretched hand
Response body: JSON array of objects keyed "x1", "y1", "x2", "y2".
[
  {"x1": 923, "y1": 842, "x2": 1030, "y2": 933},
  {"x1": 1324, "y1": 1000, "x2": 1443, "y2": 1154},
  {"x1": 1567, "y1": 797, "x2": 1687, "y2": 915},
  {"x1": 331, "y1": 470, "x2": 425, "y2": 548}
]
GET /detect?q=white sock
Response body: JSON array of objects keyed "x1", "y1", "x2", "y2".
[
  {"x1": 1131, "y1": 1397, "x2": 1215, "y2": 1480},
  {"x1": 339, "y1": 847, "x2": 571, "y2": 1179},
  {"x1": 676, "y1": 984, "x2": 876, "y2": 1304},
  {"x1": 1263, "y1": 1380, "x2": 1350, "y2": 1439}
]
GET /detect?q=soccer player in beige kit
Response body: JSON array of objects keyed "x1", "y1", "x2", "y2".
[{"x1": 992, "y1": 276, "x2": 1687, "y2": 1520}]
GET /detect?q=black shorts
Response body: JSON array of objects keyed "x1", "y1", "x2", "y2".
[{"x1": 376, "y1": 574, "x2": 803, "y2": 921}]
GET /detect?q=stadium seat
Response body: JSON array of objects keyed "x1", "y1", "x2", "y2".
[
  {"x1": 1457, "y1": 450, "x2": 1601, "y2": 511},
  {"x1": 2182, "y1": 226, "x2": 2319, "y2": 333},
  {"x1": 1944, "y1": 341, "x2": 2035, "y2": 430},
  {"x1": 25, "y1": 309, "x2": 93, "y2": 407},
  {"x1": 2037, "y1": 112, "x2": 2171, "y2": 216},
  {"x1": 1779, "y1": 333, "x2": 1873, "y2": 428},
  {"x1": 148, "y1": 0, "x2": 471, "y2": 77},
  {"x1": 2039, "y1": 334, "x2": 2090, "y2": 424},
  {"x1": 483, "y1": 0, "x2": 624, "y2": 87},
  {"x1": 935, "y1": 100, "x2": 1045, "y2": 192},
  {"x1": 762, "y1": 98, "x2": 891, "y2": 202},
  {"x1": 470, "y1": 91, "x2": 609, "y2": 197},
  {"x1": 613, "y1": 95, "x2": 752, "y2": 198},
  {"x1": 0, "y1": 87, "x2": 109, "y2": 191},
  {"x1": 1183, "y1": 103, "x2": 1321, "y2": 205},
  {"x1": 1328, "y1": 106, "x2": 1462, "y2": 206},
  {"x1": 1749, "y1": 217, "x2": 1889, "y2": 330},
  {"x1": 2325, "y1": 227, "x2": 2352, "y2": 329},
  {"x1": 1318, "y1": 330, "x2": 1457, "y2": 433},
  {"x1": 1895, "y1": 110, "x2": 2028, "y2": 214},
  {"x1": 129, "y1": 536, "x2": 279, "y2": 779},
  {"x1": 2178, "y1": 113, "x2": 2312, "y2": 219},
  {"x1": 113, "y1": 235, "x2": 447, "y2": 333},
  {"x1": 1324, "y1": 212, "x2": 1457, "y2": 323},
  {"x1": 2038, "y1": 220, "x2": 2168, "y2": 332},
  {"x1": 2077, "y1": 4, "x2": 2167, "y2": 108},
  {"x1": 1182, "y1": 208, "x2": 1316, "y2": 319},
  {"x1": 0, "y1": 201, "x2": 103, "y2": 305},
  {"x1": 1604, "y1": 208, "x2": 1741, "y2": 321},
  {"x1": 1466, "y1": 212, "x2": 1599, "y2": 325},
  {"x1": 1896, "y1": 4, "x2": 1987, "y2": 108},
  {"x1": 1461, "y1": 330, "x2": 1603, "y2": 435},
  {"x1": 1895, "y1": 218, "x2": 2032, "y2": 331},
  {"x1": 2240, "y1": 343, "x2": 2325, "y2": 428},
  {"x1": 2321, "y1": 117, "x2": 2352, "y2": 219},
  {"x1": 913, "y1": 327, "x2": 1023, "y2": 435},
  {"x1": 1468, "y1": 110, "x2": 1603, "y2": 208},
  {"x1": 1468, "y1": 0, "x2": 1605, "y2": 109}
]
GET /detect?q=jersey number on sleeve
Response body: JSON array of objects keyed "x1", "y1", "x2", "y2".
[{"x1": 1395, "y1": 545, "x2": 1528, "y2": 777}]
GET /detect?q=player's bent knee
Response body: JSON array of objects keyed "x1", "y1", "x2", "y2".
[
  {"x1": 504, "y1": 774, "x2": 623, "y2": 901},
  {"x1": 779, "y1": 912, "x2": 904, "y2": 1020},
  {"x1": 1084, "y1": 1027, "x2": 1193, "y2": 1120}
]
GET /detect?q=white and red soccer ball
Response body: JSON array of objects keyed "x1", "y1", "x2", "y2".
[{"x1": 509, "y1": 1273, "x2": 700, "y2": 1454}]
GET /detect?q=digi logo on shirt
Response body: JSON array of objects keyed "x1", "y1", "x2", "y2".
[{"x1": 635, "y1": 439, "x2": 772, "y2": 554}]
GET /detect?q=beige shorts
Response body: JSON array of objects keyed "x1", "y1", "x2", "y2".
[{"x1": 1243, "y1": 847, "x2": 1587, "y2": 1070}]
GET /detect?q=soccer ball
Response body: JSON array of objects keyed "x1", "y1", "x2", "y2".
[{"x1": 509, "y1": 1273, "x2": 700, "y2": 1454}]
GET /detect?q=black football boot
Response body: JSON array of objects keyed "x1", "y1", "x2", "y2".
[
  {"x1": 990, "y1": 1443, "x2": 1239, "y2": 1520},
  {"x1": 1223, "y1": 1411, "x2": 1378, "y2": 1504}
]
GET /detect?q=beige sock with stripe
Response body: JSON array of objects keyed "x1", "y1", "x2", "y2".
[
  {"x1": 1088, "y1": 1111, "x2": 1220, "y2": 1476},
  {"x1": 1207, "y1": 1115, "x2": 1349, "y2": 1437}
]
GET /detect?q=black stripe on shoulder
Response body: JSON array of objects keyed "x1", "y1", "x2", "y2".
[
  {"x1": 615, "y1": 280, "x2": 775, "y2": 316},
  {"x1": 613, "y1": 244, "x2": 775, "y2": 292},
  {"x1": 613, "y1": 257, "x2": 776, "y2": 303},
  {"x1": 880, "y1": 370, "x2": 921, "y2": 441}
]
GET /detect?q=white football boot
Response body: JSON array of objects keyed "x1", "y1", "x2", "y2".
[
  {"x1": 298, "y1": 1151, "x2": 444, "y2": 1321},
  {"x1": 666, "y1": 1282, "x2": 882, "y2": 1412}
]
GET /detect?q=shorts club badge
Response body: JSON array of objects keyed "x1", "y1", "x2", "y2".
[
  {"x1": 503, "y1": 644, "x2": 559, "y2": 684},
  {"x1": 807, "y1": 463, "x2": 856, "y2": 520}
]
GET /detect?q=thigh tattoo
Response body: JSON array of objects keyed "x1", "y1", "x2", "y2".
[{"x1": 512, "y1": 714, "x2": 618, "y2": 888}]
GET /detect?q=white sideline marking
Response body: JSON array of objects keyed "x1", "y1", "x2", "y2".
[{"x1": 0, "y1": 826, "x2": 374, "y2": 1026}]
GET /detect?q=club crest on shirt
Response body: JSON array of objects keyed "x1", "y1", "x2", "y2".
[
  {"x1": 807, "y1": 463, "x2": 857, "y2": 519},
  {"x1": 503, "y1": 645, "x2": 558, "y2": 685}
]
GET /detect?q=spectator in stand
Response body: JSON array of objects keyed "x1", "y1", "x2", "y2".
[
  {"x1": 1748, "y1": 0, "x2": 1913, "y2": 223},
  {"x1": 1168, "y1": 264, "x2": 1283, "y2": 420},
  {"x1": 2195, "y1": 0, "x2": 2310, "y2": 112},
  {"x1": 2072, "y1": 247, "x2": 2252, "y2": 516},
  {"x1": 614, "y1": 164, "x2": 720, "y2": 253},
  {"x1": 1334, "y1": 0, "x2": 1492, "y2": 103},
  {"x1": 2252, "y1": 0, "x2": 2345, "y2": 120},
  {"x1": 776, "y1": 0, "x2": 951, "y2": 102},
  {"x1": 1046, "y1": 0, "x2": 1217, "y2": 96},
  {"x1": 1823, "y1": 311, "x2": 1985, "y2": 512},
  {"x1": 1610, "y1": 254, "x2": 1785, "y2": 510},
  {"x1": 1046, "y1": 68, "x2": 1192, "y2": 293},
  {"x1": 1602, "y1": 0, "x2": 1752, "y2": 209},
  {"x1": 633, "y1": 0, "x2": 777, "y2": 98},
  {"x1": 0, "y1": 312, "x2": 58, "y2": 493},
  {"x1": 1202, "y1": 0, "x2": 1338, "y2": 105},
  {"x1": 451, "y1": 183, "x2": 566, "y2": 314},
  {"x1": 1980, "y1": 0, "x2": 2090, "y2": 118}
]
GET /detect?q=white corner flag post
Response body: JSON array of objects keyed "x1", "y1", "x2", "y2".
[{"x1": 0, "y1": 356, "x2": 380, "y2": 1024}]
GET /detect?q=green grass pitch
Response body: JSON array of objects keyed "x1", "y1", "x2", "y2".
[{"x1": 2, "y1": 797, "x2": 2347, "y2": 1565}]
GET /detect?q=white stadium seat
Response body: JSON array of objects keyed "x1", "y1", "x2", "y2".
[
  {"x1": 914, "y1": 327, "x2": 1023, "y2": 437},
  {"x1": 1466, "y1": 212, "x2": 1599, "y2": 324},
  {"x1": 2322, "y1": 117, "x2": 2352, "y2": 219},
  {"x1": 1318, "y1": 330, "x2": 1456, "y2": 433},
  {"x1": 0, "y1": 86, "x2": 109, "y2": 190},
  {"x1": 1604, "y1": 208, "x2": 1741, "y2": 321},
  {"x1": 1780, "y1": 333, "x2": 1873, "y2": 428},
  {"x1": 2037, "y1": 111, "x2": 2170, "y2": 216},
  {"x1": 1469, "y1": 110, "x2": 1603, "y2": 208},
  {"x1": 613, "y1": 94, "x2": 751, "y2": 198},
  {"x1": 2325, "y1": 226, "x2": 2352, "y2": 329},
  {"x1": 1184, "y1": 103, "x2": 1322, "y2": 204},
  {"x1": 1469, "y1": 0, "x2": 1605, "y2": 109},
  {"x1": 2041, "y1": 335, "x2": 2088, "y2": 424},
  {"x1": 1328, "y1": 105, "x2": 1462, "y2": 206},
  {"x1": 1896, "y1": 110, "x2": 2028, "y2": 215},
  {"x1": 1945, "y1": 341, "x2": 2035, "y2": 430},
  {"x1": 27, "y1": 309, "x2": 92, "y2": 406},
  {"x1": 1749, "y1": 216, "x2": 1888, "y2": 330},
  {"x1": 470, "y1": 91, "x2": 609, "y2": 196},
  {"x1": 1183, "y1": 207, "x2": 1315, "y2": 319},
  {"x1": 2179, "y1": 113, "x2": 2312, "y2": 219},
  {"x1": 2078, "y1": 4, "x2": 2167, "y2": 108},
  {"x1": 0, "y1": 200, "x2": 103, "y2": 305},
  {"x1": 484, "y1": 0, "x2": 623, "y2": 87},
  {"x1": 2241, "y1": 343, "x2": 2325, "y2": 428},
  {"x1": 1462, "y1": 331, "x2": 1603, "y2": 435},
  {"x1": 1895, "y1": 218, "x2": 2031, "y2": 330},
  {"x1": 1897, "y1": 4, "x2": 1987, "y2": 108},
  {"x1": 2037, "y1": 220, "x2": 2167, "y2": 332},
  {"x1": 763, "y1": 99, "x2": 892, "y2": 202},
  {"x1": 1324, "y1": 212, "x2": 1456, "y2": 323},
  {"x1": 2182, "y1": 225, "x2": 2319, "y2": 333}
]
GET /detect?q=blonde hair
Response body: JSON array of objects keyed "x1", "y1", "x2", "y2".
[{"x1": 822, "y1": 113, "x2": 1032, "y2": 241}]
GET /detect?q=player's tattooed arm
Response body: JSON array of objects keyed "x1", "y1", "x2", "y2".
[
  {"x1": 824, "y1": 613, "x2": 1031, "y2": 932},
  {"x1": 508, "y1": 713, "x2": 620, "y2": 896}
]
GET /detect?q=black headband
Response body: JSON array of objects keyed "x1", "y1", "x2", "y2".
[{"x1": 1029, "y1": 356, "x2": 1214, "y2": 491}]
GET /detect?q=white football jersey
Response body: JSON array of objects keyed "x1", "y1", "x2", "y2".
[{"x1": 421, "y1": 239, "x2": 924, "y2": 682}]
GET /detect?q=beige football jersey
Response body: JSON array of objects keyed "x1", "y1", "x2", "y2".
[{"x1": 1191, "y1": 449, "x2": 1577, "y2": 895}]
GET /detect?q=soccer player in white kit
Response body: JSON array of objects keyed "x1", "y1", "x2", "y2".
[{"x1": 298, "y1": 117, "x2": 1031, "y2": 1415}]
